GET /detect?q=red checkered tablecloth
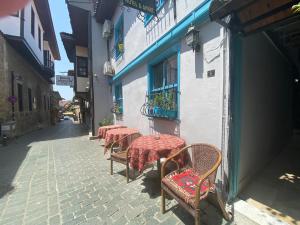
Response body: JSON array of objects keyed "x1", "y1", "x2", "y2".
[
  {"x1": 129, "y1": 135, "x2": 186, "y2": 172},
  {"x1": 104, "y1": 128, "x2": 139, "y2": 149},
  {"x1": 98, "y1": 125, "x2": 126, "y2": 139}
]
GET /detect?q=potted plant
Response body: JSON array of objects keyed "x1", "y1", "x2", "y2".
[
  {"x1": 118, "y1": 43, "x2": 124, "y2": 53},
  {"x1": 153, "y1": 92, "x2": 164, "y2": 116},
  {"x1": 164, "y1": 90, "x2": 177, "y2": 119}
]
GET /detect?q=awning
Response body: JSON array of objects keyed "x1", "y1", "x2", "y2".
[
  {"x1": 60, "y1": 32, "x2": 76, "y2": 63},
  {"x1": 209, "y1": 0, "x2": 300, "y2": 34}
]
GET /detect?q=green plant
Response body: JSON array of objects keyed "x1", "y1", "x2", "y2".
[
  {"x1": 165, "y1": 90, "x2": 176, "y2": 110},
  {"x1": 99, "y1": 117, "x2": 113, "y2": 127},
  {"x1": 292, "y1": 2, "x2": 300, "y2": 13},
  {"x1": 153, "y1": 92, "x2": 164, "y2": 108}
]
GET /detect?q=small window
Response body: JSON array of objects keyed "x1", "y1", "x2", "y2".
[
  {"x1": 114, "y1": 15, "x2": 124, "y2": 59},
  {"x1": 38, "y1": 27, "x2": 41, "y2": 49},
  {"x1": 77, "y1": 57, "x2": 88, "y2": 77},
  {"x1": 28, "y1": 88, "x2": 32, "y2": 111},
  {"x1": 31, "y1": 7, "x2": 35, "y2": 37},
  {"x1": 144, "y1": 0, "x2": 165, "y2": 26},
  {"x1": 114, "y1": 83, "x2": 123, "y2": 114},
  {"x1": 17, "y1": 84, "x2": 23, "y2": 112}
]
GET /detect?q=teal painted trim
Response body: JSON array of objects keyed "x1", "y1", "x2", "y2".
[
  {"x1": 229, "y1": 35, "x2": 243, "y2": 201},
  {"x1": 113, "y1": 0, "x2": 211, "y2": 82},
  {"x1": 147, "y1": 45, "x2": 180, "y2": 119},
  {"x1": 177, "y1": 46, "x2": 181, "y2": 120}
]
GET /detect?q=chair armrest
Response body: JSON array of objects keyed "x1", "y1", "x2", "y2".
[
  {"x1": 161, "y1": 145, "x2": 190, "y2": 179},
  {"x1": 194, "y1": 154, "x2": 222, "y2": 205}
]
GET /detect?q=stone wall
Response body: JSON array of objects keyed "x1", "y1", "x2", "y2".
[{"x1": 0, "y1": 33, "x2": 52, "y2": 136}]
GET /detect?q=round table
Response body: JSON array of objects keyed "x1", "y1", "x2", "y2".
[
  {"x1": 104, "y1": 128, "x2": 139, "y2": 149},
  {"x1": 98, "y1": 125, "x2": 126, "y2": 139},
  {"x1": 129, "y1": 134, "x2": 186, "y2": 172}
]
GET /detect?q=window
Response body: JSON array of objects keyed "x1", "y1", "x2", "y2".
[
  {"x1": 114, "y1": 14, "x2": 124, "y2": 59},
  {"x1": 38, "y1": 27, "x2": 41, "y2": 49},
  {"x1": 77, "y1": 57, "x2": 88, "y2": 77},
  {"x1": 28, "y1": 88, "x2": 32, "y2": 111},
  {"x1": 17, "y1": 84, "x2": 23, "y2": 112},
  {"x1": 144, "y1": 0, "x2": 165, "y2": 26},
  {"x1": 114, "y1": 83, "x2": 123, "y2": 114},
  {"x1": 31, "y1": 7, "x2": 35, "y2": 37},
  {"x1": 149, "y1": 54, "x2": 178, "y2": 119}
]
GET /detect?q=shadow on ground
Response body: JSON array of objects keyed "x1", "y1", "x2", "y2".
[{"x1": 0, "y1": 120, "x2": 88, "y2": 200}]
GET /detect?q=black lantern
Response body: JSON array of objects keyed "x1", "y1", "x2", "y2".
[{"x1": 185, "y1": 25, "x2": 201, "y2": 52}]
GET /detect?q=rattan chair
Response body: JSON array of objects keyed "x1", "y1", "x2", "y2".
[
  {"x1": 161, "y1": 144, "x2": 229, "y2": 225},
  {"x1": 110, "y1": 133, "x2": 142, "y2": 183}
]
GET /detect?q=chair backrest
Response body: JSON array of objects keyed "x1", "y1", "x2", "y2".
[
  {"x1": 191, "y1": 144, "x2": 222, "y2": 184},
  {"x1": 118, "y1": 132, "x2": 142, "y2": 151}
]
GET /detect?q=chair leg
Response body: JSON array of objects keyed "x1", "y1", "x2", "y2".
[
  {"x1": 110, "y1": 159, "x2": 113, "y2": 175},
  {"x1": 195, "y1": 209, "x2": 200, "y2": 225},
  {"x1": 215, "y1": 192, "x2": 232, "y2": 221},
  {"x1": 161, "y1": 189, "x2": 166, "y2": 214},
  {"x1": 126, "y1": 163, "x2": 129, "y2": 183}
]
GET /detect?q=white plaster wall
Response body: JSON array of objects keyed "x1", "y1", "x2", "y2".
[
  {"x1": 115, "y1": 22, "x2": 225, "y2": 149},
  {"x1": 238, "y1": 33, "x2": 293, "y2": 192},
  {"x1": 23, "y1": 1, "x2": 44, "y2": 64},
  {"x1": 0, "y1": 14, "x2": 20, "y2": 36},
  {"x1": 110, "y1": 0, "x2": 207, "y2": 73},
  {"x1": 91, "y1": 18, "x2": 113, "y2": 131}
]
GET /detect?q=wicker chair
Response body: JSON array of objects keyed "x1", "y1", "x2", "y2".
[
  {"x1": 161, "y1": 144, "x2": 229, "y2": 225},
  {"x1": 110, "y1": 133, "x2": 142, "y2": 183}
]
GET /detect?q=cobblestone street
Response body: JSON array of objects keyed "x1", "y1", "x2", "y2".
[{"x1": 0, "y1": 121, "x2": 236, "y2": 225}]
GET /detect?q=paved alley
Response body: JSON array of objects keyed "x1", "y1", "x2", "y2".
[{"x1": 0, "y1": 121, "x2": 241, "y2": 225}]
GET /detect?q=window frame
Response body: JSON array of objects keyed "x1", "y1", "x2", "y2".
[
  {"x1": 31, "y1": 7, "x2": 35, "y2": 38},
  {"x1": 144, "y1": 0, "x2": 165, "y2": 26},
  {"x1": 114, "y1": 14, "x2": 124, "y2": 60},
  {"x1": 28, "y1": 88, "x2": 32, "y2": 111},
  {"x1": 76, "y1": 57, "x2": 88, "y2": 77},
  {"x1": 38, "y1": 26, "x2": 41, "y2": 49},
  {"x1": 148, "y1": 47, "x2": 180, "y2": 120},
  {"x1": 114, "y1": 83, "x2": 123, "y2": 114}
]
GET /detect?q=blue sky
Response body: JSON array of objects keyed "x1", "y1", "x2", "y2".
[{"x1": 49, "y1": 0, "x2": 74, "y2": 100}]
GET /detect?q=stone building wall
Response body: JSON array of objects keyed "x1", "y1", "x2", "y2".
[{"x1": 0, "y1": 33, "x2": 52, "y2": 136}]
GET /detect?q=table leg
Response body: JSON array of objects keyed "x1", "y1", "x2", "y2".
[{"x1": 157, "y1": 159, "x2": 161, "y2": 178}]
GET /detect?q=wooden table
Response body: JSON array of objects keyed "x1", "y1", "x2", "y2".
[
  {"x1": 98, "y1": 125, "x2": 126, "y2": 139},
  {"x1": 128, "y1": 134, "x2": 186, "y2": 173},
  {"x1": 104, "y1": 128, "x2": 139, "y2": 150}
]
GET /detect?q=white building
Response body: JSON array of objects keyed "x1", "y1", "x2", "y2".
[
  {"x1": 63, "y1": 0, "x2": 300, "y2": 223},
  {"x1": 0, "y1": 0, "x2": 60, "y2": 136}
]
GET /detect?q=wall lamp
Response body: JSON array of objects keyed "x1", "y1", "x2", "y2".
[{"x1": 185, "y1": 25, "x2": 201, "y2": 52}]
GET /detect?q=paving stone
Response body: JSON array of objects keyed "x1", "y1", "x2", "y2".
[{"x1": 0, "y1": 122, "x2": 240, "y2": 225}]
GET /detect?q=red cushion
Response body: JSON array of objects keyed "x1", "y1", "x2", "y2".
[
  {"x1": 162, "y1": 168, "x2": 213, "y2": 208},
  {"x1": 169, "y1": 169, "x2": 209, "y2": 196}
]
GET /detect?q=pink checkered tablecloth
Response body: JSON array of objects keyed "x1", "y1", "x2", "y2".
[
  {"x1": 98, "y1": 125, "x2": 126, "y2": 139},
  {"x1": 104, "y1": 128, "x2": 139, "y2": 149},
  {"x1": 129, "y1": 135, "x2": 186, "y2": 172}
]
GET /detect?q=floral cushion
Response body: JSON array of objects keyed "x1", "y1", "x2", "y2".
[{"x1": 162, "y1": 168, "x2": 214, "y2": 208}]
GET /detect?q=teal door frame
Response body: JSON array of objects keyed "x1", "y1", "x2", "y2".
[{"x1": 228, "y1": 34, "x2": 243, "y2": 201}]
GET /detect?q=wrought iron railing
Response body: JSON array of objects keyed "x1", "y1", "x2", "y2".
[{"x1": 140, "y1": 87, "x2": 178, "y2": 120}]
